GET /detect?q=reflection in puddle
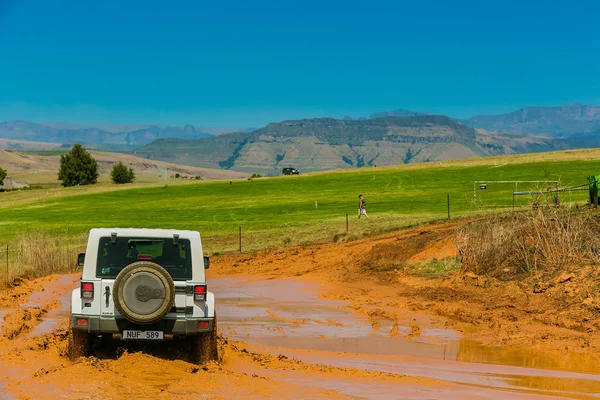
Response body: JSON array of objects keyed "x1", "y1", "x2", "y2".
[
  {"x1": 214, "y1": 277, "x2": 370, "y2": 340},
  {"x1": 245, "y1": 343, "x2": 600, "y2": 399},
  {"x1": 457, "y1": 339, "x2": 600, "y2": 375}
]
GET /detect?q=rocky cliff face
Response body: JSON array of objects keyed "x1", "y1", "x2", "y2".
[{"x1": 137, "y1": 116, "x2": 563, "y2": 174}]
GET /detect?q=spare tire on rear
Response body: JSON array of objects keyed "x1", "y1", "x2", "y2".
[{"x1": 113, "y1": 261, "x2": 175, "y2": 324}]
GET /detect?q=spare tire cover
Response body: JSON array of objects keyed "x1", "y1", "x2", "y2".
[{"x1": 113, "y1": 261, "x2": 175, "y2": 324}]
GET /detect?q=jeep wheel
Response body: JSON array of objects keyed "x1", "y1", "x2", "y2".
[
  {"x1": 69, "y1": 328, "x2": 91, "y2": 359},
  {"x1": 113, "y1": 261, "x2": 175, "y2": 325},
  {"x1": 192, "y1": 314, "x2": 218, "y2": 364}
]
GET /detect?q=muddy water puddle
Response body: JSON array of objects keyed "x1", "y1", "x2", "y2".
[
  {"x1": 212, "y1": 277, "x2": 570, "y2": 366},
  {"x1": 24, "y1": 275, "x2": 78, "y2": 307},
  {"x1": 1, "y1": 274, "x2": 599, "y2": 398},
  {"x1": 241, "y1": 369, "x2": 572, "y2": 400},
  {"x1": 248, "y1": 344, "x2": 600, "y2": 398},
  {"x1": 26, "y1": 275, "x2": 78, "y2": 337},
  {"x1": 213, "y1": 276, "x2": 600, "y2": 398},
  {"x1": 0, "y1": 275, "x2": 78, "y2": 339},
  {"x1": 213, "y1": 277, "x2": 369, "y2": 338}
]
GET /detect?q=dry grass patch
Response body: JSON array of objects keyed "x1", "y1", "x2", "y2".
[
  {"x1": 457, "y1": 208, "x2": 600, "y2": 277},
  {"x1": 17, "y1": 231, "x2": 86, "y2": 278}
]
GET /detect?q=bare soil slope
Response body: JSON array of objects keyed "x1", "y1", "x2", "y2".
[
  {"x1": 0, "y1": 149, "x2": 247, "y2": 181},
  {"x1": 212, "y1": 219, "x2": 600, "y2": 358},
  {"x1": 0, "y1": 139, "x2": 62, "y2": 151}
]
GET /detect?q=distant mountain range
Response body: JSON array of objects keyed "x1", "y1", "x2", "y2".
[
  {"x1": 368, "y1": 104, "x2": 600, "y2": 139},
  {"x1": 464, "y1": 104, "x2": 600, "y2": 137},
  {"x1": 2, "y1": 104, "x2": 600, "y2": 174},
  {"x1": 369, "y1": 109, "x2": 430, "y2": 119},
  {"x1": 136, "y1": 115, "x2": 571, "y2": 174},
  {"x1": 0, "y1": 121, "x2": 215, "y2": 146}
]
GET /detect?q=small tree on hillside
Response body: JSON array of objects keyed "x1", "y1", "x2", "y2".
[
  {"x1": 111, "y1": 162, "x2": 135, "y2": 184},
  {"x1": 0, "y1": 166, "x2": 6, "y2": 186},
  {"x1": 58, "y1": 144, "x2": 99, "y2": 187}
]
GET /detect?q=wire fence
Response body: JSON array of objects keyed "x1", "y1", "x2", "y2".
[
  {"x1": 1, "y1": 191, "x2": 586, "y2": 286},
  {"x1": 0, "y1": 240, "x2": 85, "y2": 286},
  {"x1": 0, "y1": 245, "x2": 19, "y2": 283}
]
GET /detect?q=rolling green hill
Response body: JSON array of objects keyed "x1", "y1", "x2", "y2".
[
  {"x1": 137, "y1": 116, "x2": 564, "y2": 174},
  {"x1": 1, "y1": 148, "x2": 598, "y2": 253}
]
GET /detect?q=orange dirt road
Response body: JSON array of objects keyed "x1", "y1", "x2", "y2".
[{"x1": 1, "y1": 220, "x2": 600, "y2": 399}]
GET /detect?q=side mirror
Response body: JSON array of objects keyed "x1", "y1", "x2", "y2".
[
  {"x1": 77, "y1": 253, "x2": 85, "y2": 267},
  {"x1": 203, "y1": 256, "x2": 210, "y2": 269}
]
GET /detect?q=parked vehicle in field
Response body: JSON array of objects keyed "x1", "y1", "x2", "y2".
[
  {"x1": 282, "y1": 167, "x2": 300, "y2": 175},
  {"x1": 69, "y1": 228, "x2": 217, "y2": 363}
]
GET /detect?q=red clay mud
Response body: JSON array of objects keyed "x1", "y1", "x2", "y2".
[{"x1": 0, "y1": 220, "x2": 599, "y2": 399}]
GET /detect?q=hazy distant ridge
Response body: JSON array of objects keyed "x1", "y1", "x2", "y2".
[
  {"x1": 0, "y1": 120, "x2": 215, "y2": 146},
  {"x1": 464, "y1": 104, "x2": 600, "y2": 137},
  {"x1": 369, "y1": 109, "x2": 430, "y2": 119}
]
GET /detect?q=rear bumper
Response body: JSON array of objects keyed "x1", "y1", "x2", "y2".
[{"x1": 71, "y1": 315, "x2": 214, "y2": 335}]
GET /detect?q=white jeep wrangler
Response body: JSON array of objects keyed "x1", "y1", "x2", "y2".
[{"x1": 69, "y1": 228, "x2": 217, "y2": 363}]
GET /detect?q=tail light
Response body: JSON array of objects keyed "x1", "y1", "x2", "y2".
[
  {"x1": 194, "y1": 285, "x2": 207, "y2": 301},
  {"x1": 81, "y1": 282, "x2": 94, "y2": 299},
  {"x1": 198, "y1": 321, "x2": 209, "y2": 329}
]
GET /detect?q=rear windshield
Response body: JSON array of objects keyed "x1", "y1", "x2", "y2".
[{"x1": 96, "y1": 237, "x2": 192, "y2": 280}]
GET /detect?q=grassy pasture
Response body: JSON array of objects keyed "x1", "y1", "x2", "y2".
[
  {"x1": 18, "y1": 150, "x2": 69, "y2": 156},
  {"x1": 0, "y1": 154, "x2": 598, "y2": 258}
]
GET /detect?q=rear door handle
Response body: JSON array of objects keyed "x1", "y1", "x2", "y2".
[{"x1": 105, "y1": 286, "x2": 110, "y2": 308}]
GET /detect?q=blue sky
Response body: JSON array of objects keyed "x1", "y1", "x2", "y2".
[{"x1": 0, "y1": 0, "x2": 598, "y2": 127}]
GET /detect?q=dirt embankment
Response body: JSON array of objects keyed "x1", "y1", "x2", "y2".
[{"x1": 210, "y1": 218, "x2": 600, "y2": 359}]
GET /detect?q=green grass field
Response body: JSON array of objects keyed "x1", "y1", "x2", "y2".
[
  {"x1": 1, "y1": 155, "x2": 598, "y2": 255},
  {"x1": 18, "y1": 150, "x2": 69, "y2": 156}
]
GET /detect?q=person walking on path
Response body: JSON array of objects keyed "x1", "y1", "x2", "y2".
[{"x1": 358, "y1": 194, "x2": 368, "y2": 219}]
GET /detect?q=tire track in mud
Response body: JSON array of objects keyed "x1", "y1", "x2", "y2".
[
  {"x1": 0, "y1": 275, "x2": 441, "y2": 399},
  {"x1": 0, "y1": 274, "x2": 410, "y2": 400},
  {"x1": 0, "y1": 275, "x2": 60, "y2": 308},
  {"x1": 1, "y1": 302, "x2": 59, "y2": 340}
]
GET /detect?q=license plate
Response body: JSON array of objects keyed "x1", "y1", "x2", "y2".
[{"x1": 121, "y1": 330, "x2": 164, "y2": 340}]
